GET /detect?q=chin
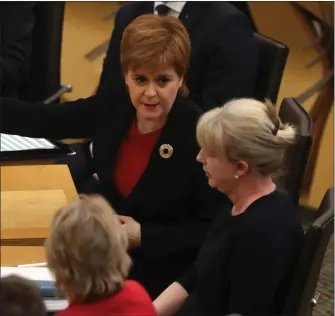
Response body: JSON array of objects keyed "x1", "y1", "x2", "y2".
[
  {"x1": 208, "y1": 178, "x2": 218, "y2": 189},
  {"x1": 140, "y1": 107, "x2": 160, "y2": 116}
]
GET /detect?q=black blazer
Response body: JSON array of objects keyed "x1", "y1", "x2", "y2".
[
  {"x1": 0, "y1": 91, "x2": 228, "y2": 299},
  {"x1": 96, "y1": 2, "x2": 259, "y2": 111}
]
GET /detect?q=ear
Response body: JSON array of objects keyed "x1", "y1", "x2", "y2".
[
  {"x1": 124, "y1": 72, "x2": 129, "y2": 86},
  {"x1": 179, "y1": 76, "x2": 184, "y2": 88},
  {"x1": 236, "y1": 160, "x2": 249, "y2": 177}
]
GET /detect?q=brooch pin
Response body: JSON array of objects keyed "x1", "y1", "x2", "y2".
[{"x1": 159, "y1": 144, "x2": 173, "y2": 159}]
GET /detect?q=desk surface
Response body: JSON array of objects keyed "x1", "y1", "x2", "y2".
[
  {"x1": 1, "y1": 164, "x2": 77, "y2": 201},
  {"x1": 1, "y1": 246, "x2": 46, "y2": 266},
  {"x1": 1, "y1": 164, "x2": 77, "y2": 265}
]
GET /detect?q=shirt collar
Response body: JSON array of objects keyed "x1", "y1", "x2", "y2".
[{"x1": 154, "y1": 1, "x2": 186, "y2": 15}]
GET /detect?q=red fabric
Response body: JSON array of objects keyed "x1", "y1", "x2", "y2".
[
  {"x1": 55, "y1": 280, "x2": 157, "y2": 316},
  {"x1": 114, "y1": 119, "x2": 161, "y2": 197}
]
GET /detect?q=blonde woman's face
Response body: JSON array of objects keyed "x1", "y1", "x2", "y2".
[
  {"x1": 125, "y1": 65, "x2": 183, "y2": 123},
  {"x1": 197, "y1": 148, "x2": 237, "y2": 194}
]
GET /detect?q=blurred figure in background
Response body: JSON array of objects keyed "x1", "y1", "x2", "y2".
[
  {"x1": 0, "y1": 275, "x2": 46, "y2": 316},
  {"x1": 0, "y1": 3, "x2": 36, "y2": 97}
]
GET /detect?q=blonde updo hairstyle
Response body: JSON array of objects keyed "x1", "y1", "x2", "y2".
[{"x1": 196, "y1": 98, "x2": 296, "y2": 178}]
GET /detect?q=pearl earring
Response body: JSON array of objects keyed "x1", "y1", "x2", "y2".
[{"x1": 234, "y1": 175, "x2": 239, "y2": 179}]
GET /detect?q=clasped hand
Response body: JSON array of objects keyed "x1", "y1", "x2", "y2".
[{"x1": 119, "y1": 215, "x2": 141, "y2": 249}]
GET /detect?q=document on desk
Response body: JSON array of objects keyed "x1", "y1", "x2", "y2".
[
  {"x1": 0, "y1": 133, "x2": 74, "y2": 162},
  {"x1": 1, "y1": 134, "x2": 56, "y2": 151}
]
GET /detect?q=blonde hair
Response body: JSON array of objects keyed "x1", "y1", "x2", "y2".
[
  {"x1": 45, "y1": 195, "x2": 131, "y2": 300},
  {"x1": 197, "y1": 98, "x2": 296, "y2": 177},
  {"x1": 120, "y1": 14, "x2": 191, "y2": 96}
]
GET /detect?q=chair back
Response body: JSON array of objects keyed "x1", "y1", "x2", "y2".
[
  {"x1": 283, "y1": 188, "x2": 334, "y2": 316},
  {"x1": 18, "y1": 2, "x2": 65, "y2": 102},
  {"x1": 254, "y1": 33, "x2": 289, "y2": 103},
  {"x1": 278, "y1": 97, "x2": 313, "y2": 205}
]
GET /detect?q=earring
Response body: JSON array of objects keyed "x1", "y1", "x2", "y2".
[{"x1": 234, "y1": 175, "x2": 239, "y2": 179}]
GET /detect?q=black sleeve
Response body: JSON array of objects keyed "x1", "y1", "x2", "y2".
[
  {"x1": 227, "y1": 223, "x2": 296, "y2": 315},
  {"x1": 95, "y1": 8, "x2": 127, "y2": 98},
  {"x1": 0, "y1": 97, "x2": 97, "y2": 139},
  {"x1": 139, "y1": 159, "x2": 228, "y2": 259},
  {"x1": 191, "y1": 12, "x2": 259, "y2": 111},
  {"x1": 0, "y1": 3, "x2": 35, "y2": 89},
  {"x1": 176, "y1": 262, "x2": 198, "y2": 294}
]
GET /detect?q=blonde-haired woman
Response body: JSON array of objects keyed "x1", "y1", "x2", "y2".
[
  {"x1": 46, "y1": 194, "x2": 156, "y2": 316},
  {"x1": 154, "y1": 99, "x2": 304, "y2": 316}
]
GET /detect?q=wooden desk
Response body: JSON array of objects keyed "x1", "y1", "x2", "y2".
[
  {"x1": 1, "y1": 164, "x2": 77, "y2": 201},
  {"x1": 1, "y1": 164, "x2": 77, "y2": 265},
  {"x1": 1, "y1": 246, "x2": 46, "y2": 266}
]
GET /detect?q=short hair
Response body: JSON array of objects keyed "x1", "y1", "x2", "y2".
[
  {"x1": 45, "y1": 194, "x2": 131, "y2": 300},
  {"x1": 120, "y1": 14, "x2": 191, "y2": 95},
  {"x1": 196, "y1": 98, "x2": 296, "y2": 178},
  {"x1": 0, "y1": 275, "x2": 46, "y2": 316}
]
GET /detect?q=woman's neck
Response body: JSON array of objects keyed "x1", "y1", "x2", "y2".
[
  {"x1": 228, "y1": 175, "x2": 276, "y2": 216},
  {"x1": 136, "y1": 114, "x2": 166, "y2": 134}
]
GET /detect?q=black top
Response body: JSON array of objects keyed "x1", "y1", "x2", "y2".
[
  {"x1": 0, "y1": 92, "x2": 228, "y2": 299},
  {"x1": 97, "y1": 2, "x2": 259, "y2": 111},
  {"x1": 177, "y1": 189, "x2": 304, "y2": 316}
]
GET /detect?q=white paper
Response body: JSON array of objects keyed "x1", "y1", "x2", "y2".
[
  {"x1": 0, "y1": 266, "x2": 54, "y2": 281},
  {"x1": 1, "y1": 134, "x2": 56, "y2": 152},
  {"x1": 44, "y1": 299, "x2": 69, "y2": 311},
  {"x1": 17, "y1": 262, "x2": 47, "y2": 268}
]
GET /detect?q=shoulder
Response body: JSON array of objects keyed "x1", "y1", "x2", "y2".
[
  {"x1": 239, "y1": 190, "x2": 303, "y2": 242},
  {"x1": 166, "y1": 95, "x2": 203, "y2": 143},
  {"x1": 207, "y1": 2, "x2": 244, "y2": 17},
  {"x1": 122, "y1": 280, "x2": 152, "y2": 299},
  {"x1": 204, "y1": 2, "x2": 254, "y2": 32},
  {"x1": 116, "y1": 2, "x2": 151, "y2": 20},
  {"x1": 119, "y1": 281, "x2": 156, "y2": 312},
  {"x1": 173, "y1": 95, "x2": 203, "y2": 123}
]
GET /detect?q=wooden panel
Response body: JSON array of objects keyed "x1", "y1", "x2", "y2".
[
  {"x1": 1, "y1": 165, "x2": 77, "y2": 202},
  {"x1": 1, "y1": 190, "x2": 67, "y2": 239},
  {"x1": 0, "y1": 165, "x2": 77, "y2": 263},
  {"x1": 1, "y1": 246, "x2": 46, "y2": 266}
]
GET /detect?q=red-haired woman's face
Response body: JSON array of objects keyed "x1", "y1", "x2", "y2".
[{"x1": 125, "y1": 65, "x2": 183, "y2": 123}]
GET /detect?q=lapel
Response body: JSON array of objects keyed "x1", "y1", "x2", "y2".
[
  {"x1": 117, "y1": 94, "x2": 187, "y2": 215},
  {"x1": 96, "y1": 88, "x2": 135, "y2": 193}
]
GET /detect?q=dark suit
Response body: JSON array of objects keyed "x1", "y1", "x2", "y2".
[
  {"x1": 97, "y1": 2, "x2": 259, "y2": 111},
  {"x1": 0, "y1": 3, "x2": 36, "y2": 97},
  {"x1": 0, "y1": 91, "x2": 228, "y2": 299}
]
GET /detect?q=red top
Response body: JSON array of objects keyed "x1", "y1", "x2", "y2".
[
  {"x1": 55, "y1": 280, "x2": 157, "y2": 316},
  {"x1": 113, "y1": 120, "x2": 161, "y2": 197}
]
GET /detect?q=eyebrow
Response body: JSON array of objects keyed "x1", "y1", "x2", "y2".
[
  {"x1": 132, "y1": 73, "x2": 173, "y2": 78},
  {"x1": 156, "y1": 74, "x2": 173, "y2": 78}
]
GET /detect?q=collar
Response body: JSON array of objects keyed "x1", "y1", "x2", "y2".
[{"x1": 154, "y1": 1, "x2": 186, "y2": 15}]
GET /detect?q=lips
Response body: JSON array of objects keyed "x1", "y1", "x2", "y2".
[
  {"x1": 143, "y1": 103, "x2": 158, "y2": 107},
  {"x1": 203, "y1": 169, "x2": 210, "y2": 177}
]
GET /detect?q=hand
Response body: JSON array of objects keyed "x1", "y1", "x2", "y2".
[{"x1": 119, "y1": 215, "x2": 141, "y2": 249}]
